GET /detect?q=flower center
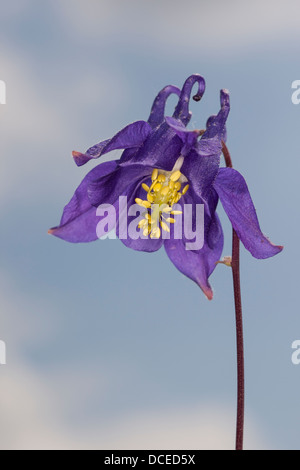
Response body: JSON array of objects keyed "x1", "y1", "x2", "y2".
[{"x1": 135, "y1": 158, "x2": 189, "y2": 239}]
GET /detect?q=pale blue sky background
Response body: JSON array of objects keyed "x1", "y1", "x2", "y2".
[{"x1": 0, "y1": 0, "x2": 299, "y2": 449}]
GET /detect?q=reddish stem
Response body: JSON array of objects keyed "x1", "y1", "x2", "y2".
[{"x1": 222, "y1": 141, "x2": 245, "y2": 451}]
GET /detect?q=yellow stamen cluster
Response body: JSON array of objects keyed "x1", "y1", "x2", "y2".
[{"x1": 135, "y1": 168, "x2": 189, "y2": 239}]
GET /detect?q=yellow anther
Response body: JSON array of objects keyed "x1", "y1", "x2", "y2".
[
  {"x1": 150, "y1": 227, "x2": 161, "y2": 239},
  {"x1": 157, "y1": 174, "x2": 166, "y2": 183},
  {"x1": 170, "y1": 194, "x2": 177, "y2": 204},
  {"x1": 142, "y1": 183, "x2": 150, "y2": 192},
  {"x1": 149, "y1": 181, "x2": 156, "y2": 192},
  {"x1": 170, "y1": 170, "x2": 181, "y2": 182},
  {"x1": 160, "y1": 220, "x2": 170, "y2": 232},
  {"x1": 138, "y1": 219, "x2": 146, "y2": 229},
  {"x1": 182, "y1": 184, "x2": 189, "y2": 195},
  {"x1": 151, "y1": 169, "x2": 158, "y2": 181},
  {"x1": 161, "y1": 186, "x2": 170, "y2": 196},
  {"x1": 138, "y1": 165, "x2": 189, "y2": 240},
  {"x1": 135, "y1": 198, "x2": 151, "y2": 208}
]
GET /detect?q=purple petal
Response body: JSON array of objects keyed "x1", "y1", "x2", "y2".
[
  {"x1": 180, "y1": 90, "x2": 230, "y2": 201},
  {"x1": 49, "y1": 161, "x2": 117, "y2": 242},
  {"x1": 173, "y1": 74, "x2": 206, "y2": 125},
  {"x1": 201, "y1": 89, "x2": 230, "y2": 143},
  {"x1": 181, "y1": 148, "x2": 220, "y2": 202},
  {"x1": 127, "y1": 121, "x2": 182, "y2": 170},
  {"x1": 119, "y1": 228, "x2": 163, "y2": 252},
  {"x1": 214, "y1": 168, "x2": 283, "y2": 259},
  {"x1": 88, "y1": 163, "x2": 153, "y2": 207},
  {"x1": 128, "y1": 86, "x2": 227, "y2": 177},
  {"x1": 72, "y1": 120, "x2": 152, "y2": 167},
  {"x1": 72, "y1": 140, "x2": 110, "y2": 167},
  {"x1": 179, "y1": 188, "x2": 219, "y2": 246},
  {"x1": 148, "y1": 85, "x2": 181, "y2": 129},
  {"x1": 165, "y1": 213, "x2": 223, "y2": 299},
  {"x1": 119, "y1": 147, "x2": 141, "y2": 164},
  {"x1": 165, "y1": 116, "x2": 200, "y2": 155}
]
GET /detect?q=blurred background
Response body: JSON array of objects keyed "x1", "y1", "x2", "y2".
[{"x1": 0, "y1": 0, "x2": 298, "y2": 450}]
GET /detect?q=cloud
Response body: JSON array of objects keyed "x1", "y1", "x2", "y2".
[
  {"x1": 92, "y1": 405, "x2": 266, "y2": 450},
  {"x1": 0, "y1": 42, "x2": 129, "y2": 206},
  {"x1": 58, "y1": 0, "x2": 300, "y2": 56},
  {"x1": 0, "y1": 1, "x2": 33, "y2": 20},
  {"x1": 0, "y1": 272, "x2": 267, "y2": 450},
  {"x1": 0, "y1": 46, "x2": 70, "y2": 205},
  {"x1": 0, "y1": 366, "x2": 266, "y2": 450}
]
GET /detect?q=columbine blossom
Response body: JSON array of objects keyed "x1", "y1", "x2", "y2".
[{"x1": 49, "y1": 74, "x2": 283, "y2": 299}]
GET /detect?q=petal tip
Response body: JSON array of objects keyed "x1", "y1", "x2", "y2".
[
  {"x1": 274, "y1": 244, "x2": 284, "y2": 255},
  {"x1": 72, "y1": 150, "x2": 88, "y2": 167},
  {"x1": 193, "y1": 94, "x2": 202, "y2": 102},
  {"x1": 198, "y1": 283, "x2": 213, "y2": 300},
  {"x1": 205, "y1": 289, "x2": 214, "y2": 301},
  {"x1": 220, "y1": 89, "x2": 230, "y2": 108}
]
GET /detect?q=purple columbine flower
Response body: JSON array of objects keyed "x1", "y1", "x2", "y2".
[{"x1": 49, "y1": 74, "x2": 283, "y2": 299}]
